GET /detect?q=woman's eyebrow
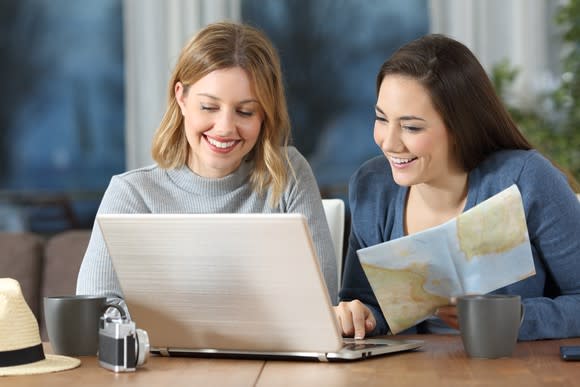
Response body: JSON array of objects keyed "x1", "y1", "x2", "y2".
[
  {"x1": 399, "y1": 115, "x2": 426, "y2": 121},
  {"x1": 196, "y1": 93, "x2": 259, "y2": 104},
  {"x1": 196, "y1": 92, "x2": 219, "y2": 100},
  {"x1": 375, "y1": 105, "x2": 425, "y2": 122}
]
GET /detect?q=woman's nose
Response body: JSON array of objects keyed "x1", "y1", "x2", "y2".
[
  {"x1": 214, "y1": 110, "x2": 235, "y2": 135},
  {"x1": 376, "y1": 124, "x2": 403, "y2": 152}
]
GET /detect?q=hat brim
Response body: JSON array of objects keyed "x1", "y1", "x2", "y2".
[{"x1": 0, "y1": 354, "x2": 81, "y2": 376}]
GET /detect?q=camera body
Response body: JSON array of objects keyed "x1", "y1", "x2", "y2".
[{"x1": 98, "y1": 313, "x2": 149, "y2": 372}]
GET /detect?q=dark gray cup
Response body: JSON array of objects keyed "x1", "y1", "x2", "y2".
[
  {"x1": 457, "y1": 294, "x2": 524, "y2": 359},
  {"x1": 44, "y1": 295, "x2": 108, "y2": 356}
]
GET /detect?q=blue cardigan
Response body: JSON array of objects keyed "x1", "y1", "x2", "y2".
[{"x1": 340, "y1": 149, "x2": 580, "y2": 340}]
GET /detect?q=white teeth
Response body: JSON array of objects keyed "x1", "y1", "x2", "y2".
[
  {"x1": 390, "y1": 156, "x2": 416, "y2": 164},
  {"x1": 207, "y1": 137, "x2": 236, "y2": 148}
]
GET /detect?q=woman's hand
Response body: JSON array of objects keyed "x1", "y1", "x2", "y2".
[
  {"x1": 334, "y1": 300, "x2": 376, "y2": 339},
  {"x1": 435, "y1": 298, "x2": 459, "y2": 329}
]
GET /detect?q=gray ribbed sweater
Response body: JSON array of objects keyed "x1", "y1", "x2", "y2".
[{"x1": 76, "y1": 147, "x2": 337, "y2": 308}]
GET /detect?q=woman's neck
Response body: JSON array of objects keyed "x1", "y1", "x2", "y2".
[
  {"x1": 411, "y1": 171, "x2": 469, "y2": 213},
  {"x1": 404, "y1": 170, "x2": 469, "y2": 235}
]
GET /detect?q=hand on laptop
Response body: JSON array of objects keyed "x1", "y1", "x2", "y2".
[{"x1": 334, "y1": 300, "x2": 376, "y2": 339}]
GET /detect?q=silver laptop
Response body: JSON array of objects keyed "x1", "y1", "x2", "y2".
[{"x1": 97, "y1": 213, "x2": 423, "y2": 361}]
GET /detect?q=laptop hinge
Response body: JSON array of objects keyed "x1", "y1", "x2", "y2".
[
  {"x1": 159, "y1": 348, "x2": 170, "y2": 357},
  {"x1": 318, "y1": 354, "x2": 329, "y2": 362}
]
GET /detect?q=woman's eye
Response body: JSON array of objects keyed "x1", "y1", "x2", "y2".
[
  {"x1": 375, "y1": 116, "x2": 387, "y2": 122},
  {"x1": 238, "y1": 110, "x2": 254, "y2": 117},
  {"x1": 403, "y1": 125, "x2": 422, "y2": 132},
  {"x1": 201, "y1": 105, "x2": 218, "y2": 112}
]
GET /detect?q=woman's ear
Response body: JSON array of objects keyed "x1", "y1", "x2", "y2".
[{"x1": 175, "y1": 82, "x2": 186, "y2": 114}]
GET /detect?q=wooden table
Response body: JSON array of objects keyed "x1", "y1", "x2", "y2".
[
  {"x1": 257, "y1": 335, "x2": 580, "y2": 387},
  {"x1": 2, "y1": 335, "x2": 579, "y2": 386}
]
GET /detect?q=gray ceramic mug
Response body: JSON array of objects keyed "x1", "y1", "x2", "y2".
[
  {"x1": 44, "y1": 295, "x2": 110, "y2": 356},
  {"x1": 457, "y1": 294, "x2": 524, "y2": 359}
]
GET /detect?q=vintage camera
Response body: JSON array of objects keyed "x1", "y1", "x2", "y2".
[{"x1": 98, "y1": 305, "x2": 150, "y2": 372}]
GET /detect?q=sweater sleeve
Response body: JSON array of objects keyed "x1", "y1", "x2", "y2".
[
  {"x1": 76, "y1": 175, "x2": 149, "y2": 310},
  {"x1": 284, "y1": 148, "x2": 338, "y2": 304},
  {"x1": 516, "y1": 153, "x2": 580, "y2": 340}
]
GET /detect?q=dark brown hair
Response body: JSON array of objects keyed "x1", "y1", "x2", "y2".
[{"x1": 376, "y1": 34, "x2": 532, "y2": 172}]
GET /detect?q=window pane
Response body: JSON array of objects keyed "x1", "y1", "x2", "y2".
[
  {"x1": 242, "y1": 0, "x2": 429, "y2": 199},
  {"x1": 0, "y1": 0, "x2": 124, "y2": 233}
]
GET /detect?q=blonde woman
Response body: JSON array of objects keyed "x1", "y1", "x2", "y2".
[{"x1": 77, "y1": 22, "x2": 337, "y2": 307}]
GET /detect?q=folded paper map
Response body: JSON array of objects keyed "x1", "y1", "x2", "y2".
[{"x1": 358, "y1": 185, "x2": 535, "y2": 334}]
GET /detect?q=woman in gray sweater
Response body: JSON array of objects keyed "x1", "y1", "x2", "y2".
[{"x1": 76, "y1": 22, "x2": 337, "y2": 310}]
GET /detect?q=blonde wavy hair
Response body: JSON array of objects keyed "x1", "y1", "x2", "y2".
[{"x1": 151, "y1": 21, "x2": 292, "y2": 206}]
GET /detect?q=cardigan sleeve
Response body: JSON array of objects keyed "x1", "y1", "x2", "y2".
[
  {"x1": 339, "y1": 163, "x2": 390, "y2": 335},
  {"x1": 516, "y1": 153, "x2": 580, "y2": 340}
]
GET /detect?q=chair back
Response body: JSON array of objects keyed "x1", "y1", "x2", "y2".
[{"x1": 322, "y1": 199, "x2": 345, "y2": 286}]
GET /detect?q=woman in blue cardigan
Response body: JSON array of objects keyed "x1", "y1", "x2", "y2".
[{"x1": 335, "y1": 34, "x2": 580, "y2": 341}]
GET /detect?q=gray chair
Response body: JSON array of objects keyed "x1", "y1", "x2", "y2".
[{"x1": 322, "y1": 198, "x2": 345, "y2": 287}]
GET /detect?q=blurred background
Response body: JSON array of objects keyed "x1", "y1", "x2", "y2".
[{"x1": 0, "y1": 0, "x2": 578, "y2": 235}]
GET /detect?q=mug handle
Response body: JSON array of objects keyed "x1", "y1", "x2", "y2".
[{"x1": 519, "y1": 303, "x2": 525, "y2": 326}]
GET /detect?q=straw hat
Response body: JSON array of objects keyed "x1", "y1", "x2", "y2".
[{"x1": 0, "y1": 278, "x2": 80, "y2": 376}]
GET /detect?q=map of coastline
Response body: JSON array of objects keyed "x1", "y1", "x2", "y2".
[
  {"x1": 358, "y1": 185, "x2": 535, "y2": 334},
  {"x1": 361, "y1": 263, "x2": 449, "y2": 334}
]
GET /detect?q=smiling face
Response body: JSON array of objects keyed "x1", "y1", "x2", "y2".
[
  {"x1": 175, "y1": 67, "x2": 264, "y2": 178},
  {"x1": 374, "y1": 75, "x2": 463, "y2": 187}
]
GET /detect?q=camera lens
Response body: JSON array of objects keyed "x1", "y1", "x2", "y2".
[{"x1": 135, "y1": 329, "x2": 150, "y2": 366}]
